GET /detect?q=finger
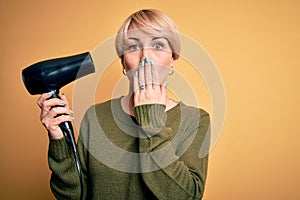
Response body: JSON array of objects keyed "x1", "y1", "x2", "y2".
[
  {"x1": 138, "y1": 61, "x2": 145, "y2": 92},
  {"x1": 151, "y1": 61, "x2": 160, "y2": 90},
  {"x1": 60, "y1": 93, "x2": 70, "y2": 110},
  {"x1": 161, "y1": 81, "x2": 168, "y2": 95},
  {"x1": 37, "y1": 92, "x2": 53, "y2": 108},
  {"x1": 42, "y1": 98, "x2": 67, "y2": 111},
  {"x1": 133, "y1": 70, "x2": 139, "y2": 93},
  {"x1": 53, "y1": 115, "x2": 74, "y2": 124},
  {"x1": 43, "y1": 114, "x2": 74, "y2": 131},
  {"x1": 145, "y1": 59, "x2": 152, "y2": 87},
  {"x1": 40, "y1": 105, "x2": 71, "y2": 122},
  {"x1": 49, "y1": 107, "x2": 72, "y2": 118}
]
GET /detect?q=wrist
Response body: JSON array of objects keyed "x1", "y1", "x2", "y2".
[
  {"x1": 134, "y1": 104, "x2": 167, "y2": 135},
  {"x1": 48, "y1": 130, "x2": 64, "y2": 140}
]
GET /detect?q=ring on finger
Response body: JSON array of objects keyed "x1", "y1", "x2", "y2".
[{"x1": 139, "y1": 84, "x2": 145, "y2": 90}]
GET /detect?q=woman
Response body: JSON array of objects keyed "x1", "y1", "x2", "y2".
[{"x1": 38, "y1": 9, "x2": 210, "y2": 200}]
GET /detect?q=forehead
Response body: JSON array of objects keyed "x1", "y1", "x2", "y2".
[
  {"x1": 124, "y1": 27, "x2": 168, "y2": 40},
  {"x1": 126, "y1": 36, "x2": 169, "y2": 44}
]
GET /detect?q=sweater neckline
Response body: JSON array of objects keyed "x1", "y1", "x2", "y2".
[
  {"x1": 117, "y1": 96, "x2": 181, "y2": 117},
  {"x1": 111, "y1": 96, "x2": 182, "y2": 125}
]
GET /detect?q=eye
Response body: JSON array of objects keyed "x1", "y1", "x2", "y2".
[
  {"x1": 153, "y1": 42, "x2": 164, "y2": 50},
  {"x1": 128, "y1": 44, "x2": 142, "y2": 51}
]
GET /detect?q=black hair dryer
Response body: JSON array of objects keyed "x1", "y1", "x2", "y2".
[
  {"x1": 22, "y1": 51, "x2": 95, "y2": 140},
  {"x1": 21, "y1": 52, "x2": 95, "y2": 195},
  {"x1": 22, "y1": 52, "x2": 94, "y2": 95}
]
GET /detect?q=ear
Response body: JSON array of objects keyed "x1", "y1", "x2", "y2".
[
  {"x1": 121, "y1": 56, "x2": 125, "y2": 67},
  {"x1": 170, "y1": 57, "x2": 176, "y2": 68}
]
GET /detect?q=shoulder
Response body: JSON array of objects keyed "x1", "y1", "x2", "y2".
[
  {"x1": 82, "y1": 98, "x2": 116, "y2": 122},
  {"x1": 94, "y1": 99, "x2": 113, "y2": 112},
  {"x1": 179, "y1": 102, "x2": 210, "y2": 124},
  {"x1": 85, "y1": 98, "x2": 120, "y2": 115}
]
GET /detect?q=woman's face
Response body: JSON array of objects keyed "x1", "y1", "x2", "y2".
[{"x1": 122, "y1": 30, "x2": 175, "y2": 75}]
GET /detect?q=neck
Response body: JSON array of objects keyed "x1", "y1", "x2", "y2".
[{"x1": 121, "y1": 92, "x2": 134, "y2": 116}]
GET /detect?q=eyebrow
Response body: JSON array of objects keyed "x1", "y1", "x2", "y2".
[
  {"x1": 152, "y1": 37, "x2": 167, "y2": 41},
  {"x1": 128, "y1": 37, "x2": 140, "y2": 41},
  {"x1": 127, "y1": 37, "x2": 167, "y2": 41}
]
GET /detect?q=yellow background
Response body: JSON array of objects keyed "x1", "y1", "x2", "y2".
[{"x1": 1, "y1": 0, "x2": 299, "y2": 199}]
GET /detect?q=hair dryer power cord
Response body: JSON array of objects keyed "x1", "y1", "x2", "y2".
[
  {"x1": 60, "y1": 123, "x2": 84, "y2": 200},
  {"x1": 52, "y1": 91, "x2": 83, "y2": 200}
]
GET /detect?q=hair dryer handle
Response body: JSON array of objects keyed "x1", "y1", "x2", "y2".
[{"x1": 50, "y1": 91, "x2": 76, "y2": 144}]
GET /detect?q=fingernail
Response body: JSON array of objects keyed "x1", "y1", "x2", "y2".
[
  {"x1": 69, "y1": 110, "x2": 74, "y2": 114},
  {"x1": 145, "y1": 56, "x2": 150, "y2": 63},
  {"x1": 164, "y1": 82, "x2": 169, "y2": 87},
  {"x1": 70, "y1": 117, "x2": 75, "y2": 121},
  {"x1": 61, "y1": 100, "x2": 67, "y2": 105},
  {"x1": 46, "y1": 91, "x2": 53, "y2": 96},
  {"x1": 140, "y1": 61, "x2": 144, "y2": 68},
  {"x1": 150, "y1": 60, "x2": 155, "y2": 67},
  {"x1": 135, "y1": 71, "x2": 138, "y2": 77}
]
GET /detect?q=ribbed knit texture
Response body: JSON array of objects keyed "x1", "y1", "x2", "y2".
[
  {"x1": 48, "y1": 97, "x2": 210, "y2": 200},
  {"x1": 134, "y1": 104, "x2": 166, "y2": 127}
]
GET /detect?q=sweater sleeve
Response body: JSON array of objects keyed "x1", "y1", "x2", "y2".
[
  {"x1": 48, "y1": 136, "x2": 88, "y2": 199},
  {"x1": 134, "y1": 104, "x2": 210, "y2": 200}
]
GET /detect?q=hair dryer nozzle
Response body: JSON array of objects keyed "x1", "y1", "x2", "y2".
[{"x1": 22, "y1": 52, "x2": 95, "y2": 95}]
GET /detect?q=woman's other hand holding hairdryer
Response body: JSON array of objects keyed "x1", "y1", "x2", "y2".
[{"x1": 37, "y1": 92, "x2": 74, "y2": 139}]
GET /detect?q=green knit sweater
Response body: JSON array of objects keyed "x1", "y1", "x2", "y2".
[{"x1": 48, "y1": 97, "x2": 210, "y2": 200}]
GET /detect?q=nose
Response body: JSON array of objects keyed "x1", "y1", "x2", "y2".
[{"x1": 140, "y1": 47, "x2": 150, "y2": 62}]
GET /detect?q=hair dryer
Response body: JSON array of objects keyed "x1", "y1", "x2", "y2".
[
  {"x1": 22, "y1": 51, "x2": 94, "y2": 141},
  {"x1": 21, "y1": 52, "x2": 95, "y2": 199},
  {"x1": 22, "y1": 52, "x2": 94, "y2": 95}
]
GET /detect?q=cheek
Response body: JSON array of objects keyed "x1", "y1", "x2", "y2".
[
  {"x1": 152, "y1": 52, "x2": 173, "y2": 66},
  {"x1": 123, "y1": 54, "x2": 139, "y2": 70}
]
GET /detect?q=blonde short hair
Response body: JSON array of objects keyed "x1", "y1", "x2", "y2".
[{"x1": 115, "y1": 9, "x2": 181, "y2": 60}]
